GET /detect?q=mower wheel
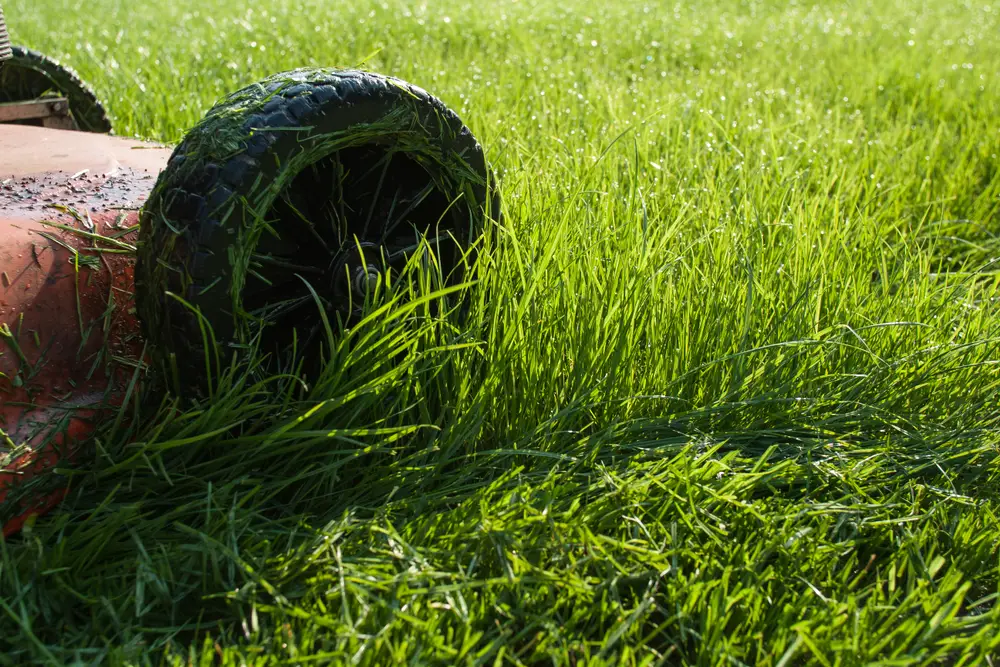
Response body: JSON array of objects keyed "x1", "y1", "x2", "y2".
[
  {"x1": 0, "y1": 46, "x2": 112, "y2": 133},
  {"x1": 136, "y1": 68, "x2": 497, "y2": 394}
]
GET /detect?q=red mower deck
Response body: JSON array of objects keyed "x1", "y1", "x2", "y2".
[{"x1": 0, "y1": 124, "x2": 170, "y2": 536}]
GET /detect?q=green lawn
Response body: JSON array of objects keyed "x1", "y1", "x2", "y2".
[{"x1": 3, "y1": 0, "x2": 1000, "y2": 663}]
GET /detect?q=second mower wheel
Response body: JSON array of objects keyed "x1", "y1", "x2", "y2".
[{"x1": 0, "y1": 46, "x2": 112, "y2": 133}]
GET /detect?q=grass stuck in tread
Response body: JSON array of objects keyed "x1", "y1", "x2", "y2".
[{"x1": 2, "y1": 0, "x2": 1000, "y2": 664}]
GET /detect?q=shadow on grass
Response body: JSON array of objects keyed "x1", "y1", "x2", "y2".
[{"x1": 3, "y1": 360, "x2": 998, "y2": 664}]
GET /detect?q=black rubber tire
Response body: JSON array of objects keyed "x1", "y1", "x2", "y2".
[
  {"x1": 0, "y1": 46, "x2": 112, "y2": 133},
  {"x1": 135, "y1": 68, "x2": 498, "y2": 395}
]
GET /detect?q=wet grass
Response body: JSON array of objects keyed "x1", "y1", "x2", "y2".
[{"x1": 3, "y1": 0, "x2": 1000, "y2": 663}]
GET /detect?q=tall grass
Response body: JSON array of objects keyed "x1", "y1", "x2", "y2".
[{"x1": 2, "y1": 0, "x2": 999, "y2": 663}]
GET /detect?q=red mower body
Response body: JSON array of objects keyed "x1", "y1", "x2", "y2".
[
  {"x1": 0, "y1": 65, "x2": 497, "y2": 539},
  {"x1": 0, "y1": 124, "x2": 171, "y2": 536}
]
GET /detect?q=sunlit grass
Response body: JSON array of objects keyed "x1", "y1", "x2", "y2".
[{"x1": 2, "y1": 0, "x2": 1000, "y2": 663}]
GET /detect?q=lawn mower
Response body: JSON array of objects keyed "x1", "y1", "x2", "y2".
[{"x1": 0, "y1": 5, "x2": 497, "y2": 537}]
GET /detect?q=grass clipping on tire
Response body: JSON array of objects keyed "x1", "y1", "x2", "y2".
[{"x1": 137, "y1": 68, "x2": 494, "y2": 395}]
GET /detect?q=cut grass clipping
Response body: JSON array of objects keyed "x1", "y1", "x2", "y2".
[{"x1": 3, "y1": 0, "x2": 1000, "y2": 664}]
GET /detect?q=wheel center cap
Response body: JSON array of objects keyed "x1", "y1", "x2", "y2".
[{"x1": 352, "y1": 264, "x2": 381, "y2": 296}]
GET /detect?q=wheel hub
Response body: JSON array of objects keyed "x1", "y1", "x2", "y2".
[
  {"x1": 352, "y1": 263, "x2": 381, "y2": 297},
  {"x1": 332, "y1": 241, "x2": 387, "y2": 310}
]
